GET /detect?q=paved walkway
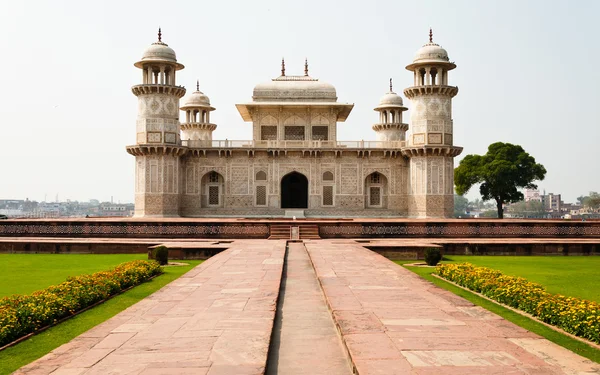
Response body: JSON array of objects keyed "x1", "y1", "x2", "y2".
[
  {"x1": 306, "y1": 240, "x2": 600, "y2": 375},
  {"x1": 14, "y1": 239, "x2": 600, "y2": 375},
  {"x1": 266, "y1": 243, "x2": 351, "y2": 374},
  {"x1": 15, "y1": 240, "x2": 286, "y2": 375}
]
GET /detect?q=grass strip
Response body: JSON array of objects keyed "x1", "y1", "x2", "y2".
[
  {"x1": 0, "y1": 261, "x2": 202, "y2": 375},
  {"x1": 396, "y1": 262, "x2": 600, "y2": 364}
]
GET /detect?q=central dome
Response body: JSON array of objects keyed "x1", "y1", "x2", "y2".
[{"x1": 253, "y1": 76, "x2": 337, "y2": 102}]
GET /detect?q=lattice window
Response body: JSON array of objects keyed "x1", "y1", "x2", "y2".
[
  {"x1": 322, "y1": 171, "x2": 334, "y2": 181},
  {"x1": 256, "y1": 185, "x2": 267, "y2": 206},
  {"x1": 209, "y1": 171, "x2": 220, "y2": 183},
  {"x1": 370, "y1": 172, "x2": 381, "y2": 184},
  {"x1": 261, "y1": 126, "x2": 277, "y2": 140},
  {"x1": 256, "y1": 171, "x2": 267, "y2": 181},
  {"x1": 284, "y1": 126, "x2": 305, "y2": 140},
  {"x1": 322, "y1": 185, "x2": 333, "y2": 206},
  {"x1": 312, "y1": 126, "x2": 328, "y2": 141},
  {"x1": 369, "y1": 186, "x2": 381, "y2": 206},
  {"x1": 208, "y1": 186, "x2": 219, "y2": 205}
]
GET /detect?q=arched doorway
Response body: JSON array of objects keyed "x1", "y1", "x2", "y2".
[{"x1": 281, "y1": 172, "x2": 308, "y2": 209}]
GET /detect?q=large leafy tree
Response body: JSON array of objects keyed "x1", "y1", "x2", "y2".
[{"x1": 454, "y1": 142, "x2": 546, "y2": 219}]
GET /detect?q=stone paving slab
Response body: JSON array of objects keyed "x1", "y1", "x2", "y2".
[
  {"x1": 15, "y1": 240, "x2": 286, "y2": 375},
  {"x1": 305, "y1": 240, "x2": 600, "y2": 375}
]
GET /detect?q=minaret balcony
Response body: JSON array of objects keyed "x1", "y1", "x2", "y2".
[
  {"x1": 401, "y1": 145, "x2": 463, "y2": 157},
  {"x1": 131, "y1": 84, "x2": 186, "y2": 98},
  {"x1": 372, "y1": 123, "x2": 409, "y2": 132},
  {"x1": 126, "y1": 144, "x2": 188, "y2": 157},
  {"x1": 403, "y1": 85, "x2": 458, "y2": 99},
  {"x1": 180, "y1": 123, "x2": 217, "y2": 132}
]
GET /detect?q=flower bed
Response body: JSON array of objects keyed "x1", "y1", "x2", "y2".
[
  {"x1": 0, "y1": 260, "x2": 162, "y2": 347},
  {"x1": 435, "y1": 263, "x2": 600, "y2": 344}
]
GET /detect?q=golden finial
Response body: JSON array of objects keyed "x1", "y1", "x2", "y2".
[
  {"x1": 389, "y1": 78, "x2": 393, "y2": 92},
  {"x1": 281, "y1": 58, "x2": 286, "y2": 76},
  {"x1": 158, "y1": 27, "x2": 162, "y2": 42},
  {"x1": 429, "y1": 28, "x2": 433, "y2": 43},
  {"x1": 196, "y1": 79, "x2": 199, "y2": 91},
  {"x1": 304, "y1": 58, "x2": 309, "y2": 76}
]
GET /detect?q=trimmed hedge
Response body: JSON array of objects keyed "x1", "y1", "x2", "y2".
[
  {"x1": 424, "y1": 248, "x2": 442, "y2": 266},
  {"x1": 435, "y1": 263, "x2": 600, "y2": 344},
  {"x1": 0, "y1": 260, "x2": 162, "y2": 347},
  {"x1": 152, "y1": 246, "x2": 169, "y2": 265}
]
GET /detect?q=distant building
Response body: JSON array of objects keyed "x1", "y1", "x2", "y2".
[
  {"x1": 98, "y1": 203, "x2": 135, "y2": 217},
  {"x1": 543, "y1": 193, "x2": 562, "y2": 212},
  {"x1": 524, "y1": 189, "x2": 542, "y2": 202}
]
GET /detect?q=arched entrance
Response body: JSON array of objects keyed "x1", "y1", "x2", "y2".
[{"x1": 281, "y1": 172, "x2": 308, "y2": 209}]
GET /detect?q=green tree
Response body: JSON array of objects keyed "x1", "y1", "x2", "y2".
[
  {"x1": 453, "y1": 194, "x2": 469, "y2": 217},
  {"x1": 580, "y1": 192, "x2": 600, "y2": 210},
  {"x1": 454, "y1": 142, "x2": 546, "y2": 219}
]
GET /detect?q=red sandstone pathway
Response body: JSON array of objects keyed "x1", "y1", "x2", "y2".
[
  {"x1": 266, "y1": 243, "x2": 351, "y2": 374},
  {"x1": 13, "y1": 239, "x2": 600, "y2": 374},
  {"x1": 15, "y1": 240, "x2": 286, "y2": 375},
  {"x1": 306, "y1": 240, "x2": 600, "y2": 374}
]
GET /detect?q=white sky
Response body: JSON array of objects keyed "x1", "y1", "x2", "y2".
[{"x1": 1, "y1": 0, "x2": 598, "y2": 204}]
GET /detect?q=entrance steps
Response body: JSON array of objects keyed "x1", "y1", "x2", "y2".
[
  {"x1": 299, "y1": 224, "x2": 320, "y2": 240},
  {"x1": 268, "y1": 224, "x2": 321, "y2": 240}
]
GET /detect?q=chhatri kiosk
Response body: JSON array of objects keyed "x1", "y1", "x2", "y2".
[{"x1": 126, "y1": 29, "x2": 462, "y2": 218}]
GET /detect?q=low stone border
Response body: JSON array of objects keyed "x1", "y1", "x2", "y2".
[
  {"x1": 431, "y1": 273, "x2": 600, "y2": 350},
  {"x1": 403, "y1": 262, "x2": 435, "y2": 267}
]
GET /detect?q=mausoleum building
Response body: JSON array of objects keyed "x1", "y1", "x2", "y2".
[{"x1": 126, "y1": 29, "x2": 462, "y2": 218}]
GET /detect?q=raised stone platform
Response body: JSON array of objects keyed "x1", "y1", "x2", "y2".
[
  {"x1": 14, "y1": 240, "x2": 600, "y2": 374},
  {"x1": 1, "y1": 218, "x2": 599, "y2": 258}
]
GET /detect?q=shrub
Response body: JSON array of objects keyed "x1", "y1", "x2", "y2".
[
  {"x1": 435, "y1": 263, "x2": 600, "y2": 344},
  {"x1": 424, "y1": 248, "x2": 442, "y2": 266},
  {"x1": 0, "y1": 260, "x2": 162, "y2": 347},
  {"x1": 152, "y1": 246, "x2": 169, "y2": 265}
]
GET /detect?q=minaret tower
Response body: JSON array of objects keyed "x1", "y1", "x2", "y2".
[
  {"x1": 372, "y1": 78, "x2": 408, "y2": 143},
  {"x1": 403, "y1": 29, "x2": 463, "y2": 218},
  {"x1": 126, "y1": 29, "x2": 187, "y2": 217},
  {"x1": 180, "y1": 80, "x2": 217, "y2": 146}
]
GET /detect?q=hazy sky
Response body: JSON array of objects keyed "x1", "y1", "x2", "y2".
[{"x1": 1, "y1": 0, "x2": 598, "y2": 203}]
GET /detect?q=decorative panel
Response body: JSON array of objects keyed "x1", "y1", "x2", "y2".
[
  {"x1": 256, "y1": 185, "x2": 267, "y2": 206},
  {"x1": 428, "y1": 133, "x2": 442, "y2": 144},
  {"x1": 341, "y1": 165, "x2": 358, "y2": 194},
  {"x1": 208, "y1": 186, "x2": 219, "y2": 205},
  {"x1": 284, "y1": 126, "x2": 305, "y2": 140},
  {"x1": 312, "y1": 126, "x2": 328, "y2": 141},
  {"x1": 164, "y1": 132, "x2": 176, "y2": 144},
  {"x1": 323, "y1": 185, "x2": 333, "y2": 206},
  {"x1": 413, "y1": 134, "x2": 425, "y2": 145},
  {"x1": 147, "y1": 132, "x2": 162, "y2": 143},
  {"x1": 261, "y1": 126, "x2": 277, "y2": 140},
  {"x1": 370, "y1": 187, "x2": 381, "y2": 206},
  {"x1": 231, "y1": 166, "x2": 249, "y2": 195}
]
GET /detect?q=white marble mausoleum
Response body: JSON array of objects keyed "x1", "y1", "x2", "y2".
[{"x1": 126, "y1": 29, "x2": 462, "y2": 218}]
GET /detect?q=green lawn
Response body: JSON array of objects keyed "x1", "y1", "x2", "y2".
[
  {"x1": 0, "y1": 254, "x2": 148, "y2": 297},
  {"x1": 396, "y1": 258, "x2": 600, "y2": 364},
  {"x1": 0, "y1": 254, "x2": 203, "y2": 374},
  {"x1": 441, "y1": 255, "x2": 600, "y2": 303}
]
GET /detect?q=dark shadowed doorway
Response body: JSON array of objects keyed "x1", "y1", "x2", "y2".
[{"x1": 281, "y1": 172, "x2": 308, "y2": 209}]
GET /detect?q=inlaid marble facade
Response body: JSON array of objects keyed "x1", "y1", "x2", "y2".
[{"x1": 126, "y1": 30, "x2": 463, "y2": 218}]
